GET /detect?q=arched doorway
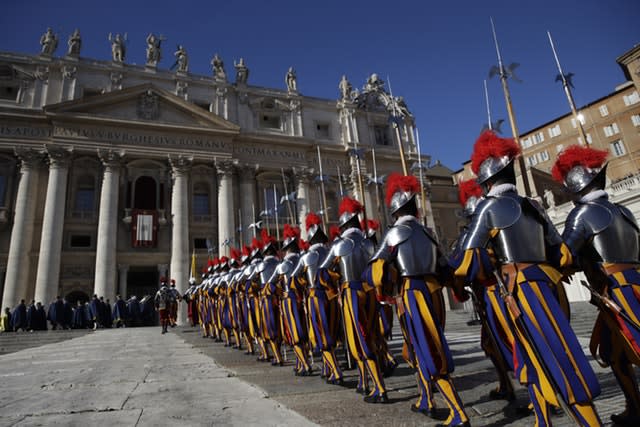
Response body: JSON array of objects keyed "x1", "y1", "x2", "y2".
[{"x1": 134, "y1": 176, "x2": 157, "y2": 210}]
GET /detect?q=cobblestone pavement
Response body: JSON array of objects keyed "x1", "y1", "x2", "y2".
[
  {"x1": 178, "y1": 301, "x2": 626, "y2": 426},
  {"x1": 0, "y1": 302, "x2": 630, "y2": 426}
]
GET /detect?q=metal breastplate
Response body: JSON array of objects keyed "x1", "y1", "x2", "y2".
[
  {"x1": 336, "y1": 230, "x2": 374, "y2": 282},
  {"x1": 393, "y1": 221, "x2": 438, "y2": 276},
  {"x1": 260, "y1": 256, "x2": 279, "y2": 285},
  {"x1": 277, "y1": 253, "x2": 300, "y2": 285},
  {"x1": 303, "y1": 244, "x2": 328, "y2": 286},
  {"x1": 492, "y1": 199, "x2": 546, "y2": 263},
  {"x1": 584, "y1": 200, "x2": 639, "y2": 263}
]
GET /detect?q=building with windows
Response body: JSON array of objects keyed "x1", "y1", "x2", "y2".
[
  {"x1": 0, "y1": 31, "x2": 440, "y2": 318},
  {"x1": 455, "y1": 44, "x2": 640, "y2": 202}
]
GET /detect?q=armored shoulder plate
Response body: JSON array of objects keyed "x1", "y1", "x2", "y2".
[
  {"x1": 386, "y1": 224, "x2": 412, "y2": 246},
  {"x1": 580, "y1": 201, "x2": 613, "y2": 234},
  {"x1": 334, "y1": 237, "x2": 355, "y2": 257},
  {"x1": 303, "y1": 250, "x2": 320, "y2": 266},
  {"x1": 617, "y1": 203, "x2": 640, "y2": 233},
  {"x1": 487, "y1": 194, "x2": 521, "y2": 230}
]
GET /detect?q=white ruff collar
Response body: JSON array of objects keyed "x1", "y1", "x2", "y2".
[
  {"x1": 395, "y1": 215, "x2": 417, "y2": 226},
  {"x1": 580, "y1": 190, "x2": 608, "y2": 203},
  {"x1": 488, "y1": 183, "x2": 517, "y2": 197}
]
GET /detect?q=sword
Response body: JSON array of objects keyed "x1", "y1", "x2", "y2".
[{"x1": 580, "y1": 280, "x2": 640, "y2": 333}]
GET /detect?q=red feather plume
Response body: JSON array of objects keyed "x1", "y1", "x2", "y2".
[
  {"x1": 339, "y1": 196, "x2": 363, "y2": 216},
  {"x1": 218, "y1": 256, "x2": 229, "y2": 264},
  {"x1": 458, "y1": 179, "x2": 483, "y2": 207},
  {"x1": 299, "y1": 239, "x2": 310, "y2": 251},
  {"x1": 329, "y1": 225, "x2": 341, "y2": 240},
  {"x1": 551, "y1": 145, "x2": 608, "y2": 183},
  {"x1": 470, "y1": 130, "x2": 521, "y2": 175},
  {"x1": 283, "y1": 223, "x2": 300, "y2": 240},
  {"x1": 230, "y1": 247, "x2": 241, "y2": 261},
  {"x1": 207, "y1": 259, "x2": 215, "y2": 267},
  {"x1": 251, "y1": 237, "x2": 261, "y2": 251},
  {"x1": 361, "y1": 219, "x2": 380, "y2": 231},
  {"x1": 305, "y1": 212, "x2": 322, "y2": 231},
  {"x1": 385, "y1": 172, "x2": 420, "y2": 206},
  {"x1": 260, "y1": 228, "x2": 276, "y2": 248},
  {"x1": 241, "y1": 245, "x2": 251, "y2": 257}
]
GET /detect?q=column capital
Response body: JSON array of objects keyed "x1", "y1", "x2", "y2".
[
  {"x1": 45, "y1": 145, "x2": 73, "y2": 169},
  {"x1": 237, "y1": 163, "x2": 259, "y2": 182},
  {"x1": 215, "y1": 158, "x2": 238, "y2": 178},
  {"x1": 14, "y1": 147, "x2": 44, "y2": 168},
  {"x1": 169, "y1": 155, "x2": 193, "y2": 176},
  {"x1": 292, "y1": 166, "x2": 314, "y2": 184},
  {"x1": 98, "y1": 149, "x2": 125, "y2": 168},
  {"x1": 117, "y1": 264, "x2": 129, "y2": 272}
]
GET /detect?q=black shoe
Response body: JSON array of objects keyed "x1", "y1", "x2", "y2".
[
  {"x1": 327, "y1": 377, "x2": 344, "y2": 386},
  {"x1": 410, "y1": 405, "x2": 448, "y2": 421},
  {"x1": 489, "y1": 388, "x2": 516, "y2": 402},
  {"x1": 364, "y1": 392, "x2": 389, "y2": 404},
  {"x1": 514, "y1": 402, "x2": 533, "y2": 416},
  {"x1": 611, "y1": 411, "x2": 640, "y2": 426}
]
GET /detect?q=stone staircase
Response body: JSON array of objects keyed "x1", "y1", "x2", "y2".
[{"x1": 0, "y1": 329, "x2": 94, "y2": 355}]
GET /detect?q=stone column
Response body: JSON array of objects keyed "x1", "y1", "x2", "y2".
[
  {"x1": 94, "y1": 150, "x2": 123, "y2": 301},
  {"x1": 216, "y1": 160, "x2": 236, "y2": 255},
  {"x1": 293, "y1": 167, "x2": 313, "y2": 239},
  {"x1": 169, "y1": 156, "x2": 191, "y2": 325},
  {"x1": 34, "y1": 146, "x2": 73, "y2": 305},
  {"x1": 2, "y1": 149, "x2": 42, "y2": 310},
  {"x1": 118, "y1": 264, "x2": 129, "y2": 298},
  {"x1": 238, "y1": 165, "x2": 257, "y2": 245}
]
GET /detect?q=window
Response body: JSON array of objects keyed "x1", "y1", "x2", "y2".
[
  {"x1": 74, "y1": 175, "x2": 95, "y2": 213},
  {"x1": 521, "y1": 137, "x2": 533, "y2": 149},
  {"x1": 315, "y1": 122, "x2": 330, "y2": 139},
  {"x1": 538, "y1": 150, "x2": 550, "y2": 162},
  {"x1": 532, "y1": 132, "x2": 545, "y2": 144},
  {"x1": 260, "y1": 114, "x2": 281, "y2": 129},
  {"x1": 623, "y1": 91, "x2": 640, "y2": 106},
  {"x1": 192, "y1": 183, "x2": 210, "y2": 217},
  {"x1": 194, "y1": 100, "x2": 210, "y2": 112},
  {"x1": 599, "y1": 105, "x2": 609, "y2": 117},
  {"x1": 548, "y1": 125, "x2": 561, "y2": 138},
  {"x1": 556, "y1": 144, "x2": 564, "y2": 153},
  {"x1": 610, "y1": 140, "x2": 626, "y2": 157},
  {"x1": 83, "y1": 88, "x2": 102, "y2": 98},
  {"x1": 631, "y1": 114, "x2": 640, "y2": 127},
  {"x1": 70, "y1": 235, "x2": 91, "y2": 248},
  {"x1": 578, "y1": 133, "x2": 593, "y2": 145},
  {"x1": 527, "y1": 155, "x2": 538, "y2": 167},
  {"x1": 374, "y1": 126, "x2": 390, "y2": 146},
  {"x1": 0, "y1": 85, "x2": 18, "y2": 101},
  {"x1": 603, "y1": 122, "x2": 620, "y2": 137},
  {"x1": 194, "y1": 238, "x2": 208, "y2": 249}
]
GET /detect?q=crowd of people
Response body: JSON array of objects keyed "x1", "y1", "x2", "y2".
[
  {"x1": 0, "y1": 294, "x2": 158, "y2": 333},
  {"x1": 178, "y1": 132, "x2": 640, "y2": 427}
]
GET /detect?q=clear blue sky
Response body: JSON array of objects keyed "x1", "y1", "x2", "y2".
[{"x1": 2, "y1": 0, "x2": 639, "y2": 170}]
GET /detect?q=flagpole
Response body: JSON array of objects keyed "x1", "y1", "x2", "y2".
[
  {"x1": 386, "y1": 76, "x2": 409, "y2": 176},
  {"x1": 316, "y1": 145, "x2": 330, "y2": 227},
  {"x1": 263, "y1": 188, "x2": 271, "y2": 231},
  {"x1": 251, "y1": 203, "x2": 257, "y2": 238},
  {"x1": 273, "y1": 184, "x2": 281, "y2": 242},
  {"x1": 547, "y1": 31, "x2": 588, "y2": 144},
  {"x1": 337, "y1": 165, "x2": 344, "y2": 197},
  {"x1": 237, "y1": 208, "x2": 242, "y2": 246},
  {"x1": 371, "y1": 148, "x2": 384, "y2": 229},
  {"x1": 350, "y1": 143, "x2": 368, "y2": 227},
  {"x1": 414, "y1": 128, "x2": 429, "y2": 227},
  {"x1": 280, "y1": 168, "x2": 295, "y2": 220},
  {"x1": 490, "y1": 17, "x2": 532, "y2": 196}
]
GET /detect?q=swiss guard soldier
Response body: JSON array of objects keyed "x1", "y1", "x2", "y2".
[
  {"x1": 247, "y1": 237, "x2": 270, "y2": 361},
  {"x1": 276, "y1": 224, "x2": 311, "y2": 376},
  {"x1": 226, "y1": 249, "x2": 243, "y2": 349},
  {"x1": 293, "y1": 212, "x2": 343, "y2": 384},
  {"x1": 236, "y1": 244, "x2": 255, "y2": 354},
  {"x1": 553, "y1": 145, "x2": 640, "y2": 426},
  {"x1": 453, "y1": 130, "x2": 602, "y2": 426},
  {"x1": 319, "y1": 197, "x2": 387, "y2": 403},
  {"x1": 258, "y1": 229, "x2": 284, "y2": 366},
  {"x1": 168, "y1": 279, "x2": 181, "y2": 327},
  {"x1": 452, "y1": 179, "x2": 515, "y2": 403},
  {"x1": 367, "y1": 173, "x2": 468, "y2": 425},
  {"x1": 154, "y1": 279, "x2": 171, "y2": 334}
]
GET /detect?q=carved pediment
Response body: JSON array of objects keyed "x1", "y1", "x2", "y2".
[{"x1": 44, "y1": 83, "x2": 240, "y2": 133}]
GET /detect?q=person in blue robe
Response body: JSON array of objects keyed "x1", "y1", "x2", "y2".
[{"x1": 11, "y1": 300, "x2": 27, "y2": 332}]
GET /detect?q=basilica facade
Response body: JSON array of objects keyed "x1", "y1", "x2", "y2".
[{"x1": 0, "y1": 32, "x2": 433, "y2": 315}]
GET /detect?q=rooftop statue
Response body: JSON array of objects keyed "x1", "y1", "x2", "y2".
[
  {"x1": 40, "y1": 27, "x2": 58, "y2": 55},
  {"x1": 67, "y1": 29, "x2": 81, "y2": 56},
  {"x1": 286, "y1": 67, "x2": 297, "y2": 92},
  {"x1": 234, "y1": 58, "x2": 249, "y2": 84},
  {"x1": 108, "y1": 33, "x2": 127, "y2": 62}
]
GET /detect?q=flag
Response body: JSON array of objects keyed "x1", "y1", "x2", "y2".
[{"x1": 190, "y1": 249, "x2": 196, "y2": 281}]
